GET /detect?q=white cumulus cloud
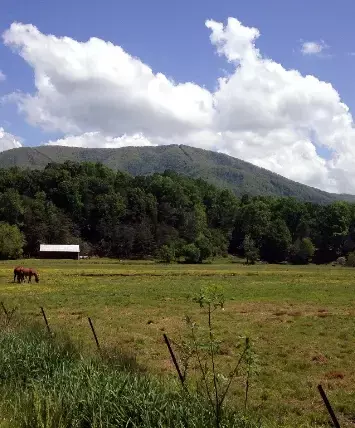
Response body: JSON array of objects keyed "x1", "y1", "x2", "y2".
[
  {"x1": 3, "y1": 18, "x2": 355, "y2": 193},
  {"x1": 3, "y1": 23, "x2": 212, "y2": 137},
  {"x1": 47, "y1": 132, "x2": 153, "y2": 148},
  {"x1": 301, "y1": 40, "x2": 328, "y2": 56},
  {"x1": 0, "y1": 70, "x2": 5, "y2": 81},
  {"x1": 0, "y1": 127, "x2": 22, "y2": 152}
]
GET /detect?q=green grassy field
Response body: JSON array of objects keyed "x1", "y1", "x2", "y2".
[{"x1": 1, "y1": 259, "x2": 355, "y2": 427}]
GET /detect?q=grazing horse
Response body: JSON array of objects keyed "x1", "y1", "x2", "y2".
[
  {"x1": 22, "y1": 268, "x2": 40, "y2": 283},
  {"x1": 13, "y1": 266, "x2": 24, "y2": 283}
]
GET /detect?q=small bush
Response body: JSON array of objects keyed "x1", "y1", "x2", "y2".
[
  {"x1": 346, "y1": 252, "x2": 355, "y2": 267},
  {"x1": 156, "y1": 244, "x2": 175, "y2": 263},
  {"x1": 0, "y1": 222, "x2": 25, "y2": 259},
  {"x1": 182, "y1": 243, "x2": 201, "y2": 264},
  {"x1": 336, "y1": 256, "x2": 346, "y2": 266},
  {"x1": 243, "y1": 235, "x2": 259, "y2": 265},
  {"x1": 289, "y1": 238, "x2": 315, "y2": 265},
  {"x1": 195, "y1": 235, "x2": 213, "y2": 262}
]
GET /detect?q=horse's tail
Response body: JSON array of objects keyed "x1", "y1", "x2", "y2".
[{"x1": 14, "y1": 266, "x2": 23, "y2": 282}]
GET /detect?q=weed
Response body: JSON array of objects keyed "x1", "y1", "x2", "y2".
[{"x1": 168, "y1": 285, "x2": 258, "y2": 428}]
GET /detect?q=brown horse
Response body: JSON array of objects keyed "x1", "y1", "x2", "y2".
[
  {"x1": 22, "y1": 268, "x2": 40, "y2": 283},
  {"x1": 13, "y1": 266, "x2": 25, "y2": 283}
]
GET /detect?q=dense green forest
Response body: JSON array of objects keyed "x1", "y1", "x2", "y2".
[
  {"x1": 1, "y1": 160, "x2": 355, "y2": 264},
  {"x1": 1, "y1": 144, "x2": 354, "y2": 203}
]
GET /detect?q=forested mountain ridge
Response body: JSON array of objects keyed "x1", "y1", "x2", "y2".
[
  {"x1": 0, "y1": 144, "x2": 353, "y2": 204},
  {"x1": 1, "y1": 160, "x2": 355, "y2": 265}
]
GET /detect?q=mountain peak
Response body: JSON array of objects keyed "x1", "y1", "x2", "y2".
[{"x1": 0, "y1": 144, "x2": 353, "y2": 204}]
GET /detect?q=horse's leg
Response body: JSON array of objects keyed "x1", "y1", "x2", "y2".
[{"x1": 14, "y1": 273, "x2": 16, "y2": 282}]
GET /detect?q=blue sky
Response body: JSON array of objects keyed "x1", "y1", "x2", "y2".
[
  {"x1": 1, "y1": 0, "x2": 354, "y2": 140},
  {"x1": 1, "y1": 0, "x2": 355, "y2": 193}
]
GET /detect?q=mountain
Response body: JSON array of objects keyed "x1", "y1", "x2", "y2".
[{"x1": 0, "y1": 144, "x2": 354, "y2": 203}]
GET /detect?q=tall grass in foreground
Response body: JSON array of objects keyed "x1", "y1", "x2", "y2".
[{"x1": 0, "y1": 322, "x2": 258, "y2": 428}]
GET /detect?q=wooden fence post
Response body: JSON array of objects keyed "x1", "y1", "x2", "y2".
[
  {"x1": 40, "y1": 307, "x2": 51, "y2": 335},
  {"x1": 318, "y1": 384, "x2": 341, "y2": 428},
  {"x1": 88, "y1": 317, "x2": 101, "y2": 352},
  {"x1": 163, "y1": 333, "x2": 185, "y2": 386}
]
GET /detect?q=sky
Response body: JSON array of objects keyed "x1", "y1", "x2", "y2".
[{"x1": 2, "y1": 0, "x2": 355, "y2": 194}]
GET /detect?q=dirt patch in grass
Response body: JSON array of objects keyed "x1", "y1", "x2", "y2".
[
  {"x1": 288, "y1": 310, "x2": 303, "y2": 317},
  {"x1": 273, "y1": 310, "x2": 287, "y2": 316},
  {"x1": 317, "y1": 312, "x2": 331, "y2": 318},
  {"x1": 312, "y1": 354, "x2": 328, "y2": 364},
  {"x1": 325, "y1": 371, "x2": 345, "y2": 379},
  {"x1": 225, "y1": 302, "x2": 344, "y2": 320}
]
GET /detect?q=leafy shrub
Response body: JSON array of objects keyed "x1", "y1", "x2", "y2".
[
  {"x1": 243, "y1": 235, "x2": 259, "y2": 265},
  {"x1": 0, "y1": 222, "x2": 25, "y2": 259},
  {"x1": 336, "y1": 256, "x2": 346, "y2": 266},
  {"x1": 196, "y1": 235, "x2": 213, "y2": 262},
  {"x1": 156, "y1": 244, "x2": 175, "y2": 263},
  {"x1": 346, "y1": 252, "x2": 355, "y2": 267},
  {"x1": 182, "y1": 243, "x2": 201, "y2": 264},
  {"x1": 289, "y1": 238, "x2": 315, "y2": 265}
]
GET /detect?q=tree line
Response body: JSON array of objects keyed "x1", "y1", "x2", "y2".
[{"x1": 0, "y1": 160, "x2": 355, "y2": 264}]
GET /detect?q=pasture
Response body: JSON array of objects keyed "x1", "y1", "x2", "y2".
[{"x1": 1, "y1": 259, "x2": 355, "y2": 427}]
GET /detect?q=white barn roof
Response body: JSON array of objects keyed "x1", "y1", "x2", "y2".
[{"x1": 40, "y1": 244, "x2": 80, "y2": 253}]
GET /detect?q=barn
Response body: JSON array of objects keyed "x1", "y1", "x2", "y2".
[{"x1": 39, "y1": 244, "x2": 80, "y2": 260}]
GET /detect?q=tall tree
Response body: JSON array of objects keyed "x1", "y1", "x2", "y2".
[
  {"x1": 313, "y1": 202, "x2": 350, "y2": 263},
  {"x1": 0, "y1": 189, "x2": 24, "y2": 226},
  {"x1": 243, "y1": 235, "x2": 259, "y2": 264},
  {"x1": 289, "y1": 238, "x2": 315, "y2": 264},
  {"x1": 260, "y1": 219, "x2": 292, "y2": 263},
  {"x1": 0, "y1": 222, "x2": 25, "y2": 259}
]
